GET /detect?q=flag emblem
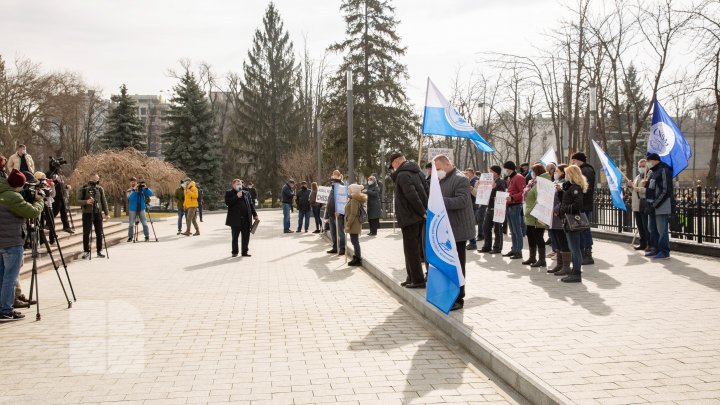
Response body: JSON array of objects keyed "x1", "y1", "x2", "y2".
[
  {"x1": 428, "y1": 211, "x2": 455, "y2": 263},
  {"x1": 649, "y1": 121, "x2": 676, "y2": 157}
]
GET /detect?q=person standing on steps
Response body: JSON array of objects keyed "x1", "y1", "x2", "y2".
[
  {"x1": 295, "y1": 181, "x2": 311, "y2": 233},
  {"x1": 345, "y1": 183, "x2": 367, "y2": 266},
  {"x1": 325, "y1": 171, "x2": 346, "y2": 254},
  {"x1": 388, "y1": 152, "x2": 428, "y2": 289},
  {"x1": 225, "y1": 179, "x2": 258, "y2": 257},
  {"x1": 281, "y1": 179, "x2": 296, "y2": 233},
  {"x1": 363, "y1": 175, "x2": 382, "y2": 236},
  {"x1": 182, "y1": 179, "x2": 200, "y2": 236},
  {"x1": 7, "y1": 144, "x2": 35, "y2": 174}
]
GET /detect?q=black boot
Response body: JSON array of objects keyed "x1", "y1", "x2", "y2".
[
  {"x1": 582, "y1": 248, "x2": 595, "y2": 265},
  {"x1": 348, "y1": 256, "x2": 362, "y2": 266},
  {"x1": 522, "y1": 245, "x2": 537, "y2": 265},
  {"x1": 531, "y1": 245, "x2": 547, "y2": 267}
]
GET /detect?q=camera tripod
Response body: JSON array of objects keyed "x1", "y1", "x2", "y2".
[{"x1": 132, "y1": 208, "x2": 159, "y2": 243}]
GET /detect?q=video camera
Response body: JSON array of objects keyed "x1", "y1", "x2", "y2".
[
  {"x1": 136, "y1": 181, "x2": 147, "y2": 193},
  {"x1": 49, "y1": 156, "x2": 67, "y2": 171},
  {"x1": 20, "y1": 171, "x2": 53, "y2": 203}
]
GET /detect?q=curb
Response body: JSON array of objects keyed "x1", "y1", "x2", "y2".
[
  {"x1": 345, "y1": 242, "x2": 571, "y2": 405},
  {"x1": 592, "y1": 228, "x2": 720, "y2": 258}
]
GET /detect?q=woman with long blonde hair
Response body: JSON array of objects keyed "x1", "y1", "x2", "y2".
[{"x1": 557, "y1": 165, "x2": 588, "y2": 282}]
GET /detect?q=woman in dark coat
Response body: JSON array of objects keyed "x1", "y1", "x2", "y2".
[
  {"x1": 558, "y1": 165, "x2": 587, "y2": 283},
  {"x1": 310, "y1": 182, "x2": 323, "y2": 233},
  {"x1": 363, "y1": 175, "x2": 382, "y2": 236},
  {"x1": 548, "y1": 164, "x2": 570, "y2": 275}
]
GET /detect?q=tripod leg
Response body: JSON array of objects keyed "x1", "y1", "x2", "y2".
[
  {"x1": 52, "y1": 230, "x2": 77, "y2": 302},
  {"x1": 146, "y1": 209, "x2": 158, "y2": 242},
  {"x1": 43, "y1": 235, "x2": 71, "y2": 308}
]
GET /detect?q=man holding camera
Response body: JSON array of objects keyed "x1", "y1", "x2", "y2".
[
  {"x1": 0, "y1": 169, "x2": 44, "y2": 321},
  {"x1": 78, "y1": 174, "x2": 109, "y2": 259},
  {"x1": 127, "y1": 177, "x2": 154, "y2": 242},
  {"x1": 48, "y1": 157, "x2": 74, "y2": 234}
]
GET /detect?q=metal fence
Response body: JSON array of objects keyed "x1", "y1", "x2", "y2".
[{"x1": 593, "y1": 186, "x2": 720, "y2": 245}]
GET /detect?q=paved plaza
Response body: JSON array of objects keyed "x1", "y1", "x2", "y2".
[{"x1": 0, "y1": 210, "x2": 523, "y2": 405}]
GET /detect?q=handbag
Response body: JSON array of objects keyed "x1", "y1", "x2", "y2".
[{"x1": 563, "y1": 212, "x2": 590, "y2": 232}]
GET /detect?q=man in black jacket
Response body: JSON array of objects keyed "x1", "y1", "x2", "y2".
[
  {"x1": 571, "y1": 152, "x2": 596, "y2": 265},
  {"x1": 479, "y1": 165, "x2": 507, "y2": 254},
  {"x1": 643, "y1": 153, "x2": 674, "y2": 260},
  {"x1": 389, "y1": 151, "x2": 429, "y2": 289},
  {"x1": 281, "y1": 179, "x2": 295, "y2": 233},
  {"x1": 225, "y1": 179, "x2": 258, "y2": 257},
  {"x1": 295, "y1": 181, "x2": 311, "y2": 233}
]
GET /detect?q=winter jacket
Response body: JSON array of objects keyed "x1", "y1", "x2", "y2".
[
  {"x1": 0, "y1": 178, "x2": 44, "y2": 249},
  {"x1": 550, "y1": 179, "x2": 566, "y2": 230},
  {"x1": 487, "y1": 177, "x2": 506, "y2": 210},
  {"x1": 439, "y1": 168, "x2": 476, "y2": 242},
  {"x1": 296, "y1": 187, "x2": 311, "y2": 211},
  {"x1": 646, "y1": 161, "x2": 673, "y2": 215},
  {"x1": 325, "y1": 179, "x2": 345, "y2": 217},
  {"x1": 506, "y1": 172, "x2": 526, "y2": 206},
  {"x1": 78, "y1": 183, "x2": 109, "y2": 215},
  {"x1": 390, "y1": 161, "x2": 428, "y2": 228},
  {"x1": 468, "y1": 175, "x2": 479, "y2": 207},
  {"x1": 344, "y1": 192, "x2": 368, "y2": 235},
  {"x1": 364, "y1": 182, "x2": 382, "y2": 220},
  {"x1": 7, "y1": 152, "x2": 35, "y2": 174},
  {"x1": 128, "y1": 187, "x2": 154, "y2": 212},
  {"x1": 225, "y1": 188, "x2": 257, "y2": 226},
  {"x1": 629, "y1": 173, "x2": 647, "y2": 212},
  {"x1": 560, "y1": 181, "x2": 584, "y2": 217},
  {"x1": 174, "y1": 186, "x2": 185, "y2": 209},
  {"x1": 524, "y1": 173, "x2": 551, "y2": 228},
  {"x1": 281, "y1": 183, "x2": 295, "y2": 205},
  {"x1": 579, "y1": 162, "x2": 596, "y2": 212},
  {"x1": 183, "y1": 181, "x2": 199, "y2": 209}
]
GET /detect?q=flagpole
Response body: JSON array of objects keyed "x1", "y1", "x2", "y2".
[{"x1": 417, "y1": 133, "x2": 425, "y2": 164}]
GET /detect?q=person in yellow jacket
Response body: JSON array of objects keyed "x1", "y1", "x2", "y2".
[{"x1": 182, "y1": 179, "x2": 200, "y2": 236}]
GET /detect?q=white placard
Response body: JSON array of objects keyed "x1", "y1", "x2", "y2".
[
  {"x1": 493, "y1": 191, "x2": 509, "y2": 223},
  {"x1": 428, "y1": 147, "x2": 454, "y2": 162},
  {"x1": 475, "y1": 173, "x2": 494, "y2": 206},
  {"x1": 315, "y1": 186, "x2": 331, "y2": 204},
  {"x1": 529, "y1": 177, "x2": 554, "y2": 226}
]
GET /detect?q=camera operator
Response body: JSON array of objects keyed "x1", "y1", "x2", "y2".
[
  {"x1": 78, "y1": 174, "x2": 110, "y2": 259},
  {"x1": 126, "y1": 177, "x2": 153, "y2": 242},
  {"x1": 31, "y1": 171, "x2": 57, "y2": 244},
  {"x1": 7, "y1": 144, "x2": 35, "y2": 174},
  {"x1": 48, "y1": 156, "x2": 74, "y2": 234},
  {"x1": 0, "y1": 169, "x2": 44, "y2": 322}
]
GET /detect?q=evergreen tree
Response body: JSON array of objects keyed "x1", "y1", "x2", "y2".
[
  {"x1": 101, "y1": 84, "x2": 145, "y2": 150},
  {"x1": 163, "y1": 70, "x2": 223, "y2": 207},
  {"x1": 232, "y1": 2, "x2": 300, "y2": 204},
  {"x1": 323, "y1": 0, "x2": 417, "y2": 176}
]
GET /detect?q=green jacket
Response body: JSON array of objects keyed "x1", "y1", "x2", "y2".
[
  {"x1": 174, "y1": 186, "x2": 185, "y2": 208},
  {"x1": 78, "y1": 184, "x2": 109, "y2": 215},
  {"x1": 524, "y1": 172, "x2": 551, "y2": 228},
  {"x1": 0, "y1": 178, "x2": 44, "y2": 249}
]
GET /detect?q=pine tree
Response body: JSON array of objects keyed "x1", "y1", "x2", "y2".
[
  {"x1": 323, "y1": 0, "x2": 417, "y2": 176},
  {"x1": 101, "y1": 84, "x2": 145, "y2": 150},
  {"x1": 231, "y1": 3, "x2": 300, "y2": 204},
  {"x1": 163, "y1": 70, "x2": 223, "y2": 207}
]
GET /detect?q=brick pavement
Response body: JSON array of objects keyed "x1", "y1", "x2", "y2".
[
  {"x1": 356, "y1": 227, "x2": 720, "y2": 404},
  {"x1": 0, "y1": 210, "x2": 523, "y2": 405}
]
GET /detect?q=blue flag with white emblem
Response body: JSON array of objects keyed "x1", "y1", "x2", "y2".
[
  {"x1": 422, "y1": 78, "x2": 494, "y2": 153},
  {"x1": 592, "y1": 140, "x2": 626, "y2": 211},
  {"x1": 425, "y1": 163, "x2": 465, "y2": 314},
  {"x1": 649, "y1": 99, "x2": 692, "y2": 177}
]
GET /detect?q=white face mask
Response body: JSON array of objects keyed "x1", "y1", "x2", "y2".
[
  {"x1": 531, "y1": 172, "x2": 536, "y2": 179},
  {"x1": 502, "y1": 169, "x2": 509, "y2": 177},
  {"x1": 638, "y1": 167, "x2": 646, "y2": 175},
  {"x1": 368, "y1": 181, "x2": 374, "y2": 185},
  {"x1": 646, "y1": 162, "x2": 654, "y2": 170},
  {"x1": 436, "y1": 170, "x2": 447, "y2": 180},
  {"x1": 554, "y1": 173, "x2": 561, "y2": 181}
]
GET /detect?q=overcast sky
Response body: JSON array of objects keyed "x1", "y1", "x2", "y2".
[{"x1": 1, "y1": 0, "x2": 570, "y2": 106}]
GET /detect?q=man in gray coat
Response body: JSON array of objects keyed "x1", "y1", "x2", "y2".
[{"x1": 434, "y1": 155, "x2": 476, "y2": 311}]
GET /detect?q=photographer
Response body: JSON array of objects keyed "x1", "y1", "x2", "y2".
[
  {"x1": 126, "y1": 177, "x2": 153, "y2": 242},
  {"x1": 48, "y1": 156, "x2": 74, "y2": 234},
  {"x1": 78, "y1": 174, "x2": 110, "y2": 259},
  {"x1": 0, "y1": 169, "x2": 44, "y2": 322}
]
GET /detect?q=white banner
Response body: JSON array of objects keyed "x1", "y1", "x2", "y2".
[
  {"x1": 475, "y1": 173, "x2": 494, "y2": 206},
  {"x1": 428, "y1": 147, "x2": 454, "y2": 162},
  {"x1": 315, "y1": 186, "x2": 331, "y2": 204},
  {"x1": 493, "y1": 191, "x2": 509, "y2": 223},
  {"x1": 530, "y1": 177, "x2": 555, "y2": 226}
]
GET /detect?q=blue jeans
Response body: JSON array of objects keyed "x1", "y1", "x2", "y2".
[
  {"x1": 297, "y1": 209, "x2": 310, "y2": 232},
  {"x1": 580, "y1": 210, "x2": 594, "y2": 250},
  {"x1": 507, "y1": 204, "x2": 524, "y2": 253},
  {"x1": 128, "y1": 210, "x2": 149, "y2": 239},
  {"x1": 177, "y1": 208, "x2": 185, "y2": 232},
  {"x1": 0, "y1": 245, "x2": 23, "y2": 314},
  {"x1": 282, "y1": 203, "x2": 292, "y2": 232},
  {"x1": 329, "y1": 215, "x2": 346, "y2": 252},
  {"x1": 566, "y1": 230, "x2": 583, "y2": 276},
  {"x1": 648, "y1": 213, "x2": 670, "y2": 256}
]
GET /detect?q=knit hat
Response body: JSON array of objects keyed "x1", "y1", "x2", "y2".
[
  {"x1": 503, "y1": 161, "x2": 517, "y2": 171},
  {"x1": 646, "y1": 152, "x2": 661, "y2": 161},
  {"x1": 34, "y1": 171, "x2": 47, "y2": 181},
  {"x1": 348, "y1": 183, "x2": 363, "y2": 194},
  {"x1": 490, "y1": 165, "x2": 502, "y2": 175},
  {"x1": 571, "y1": 152, "x2": 587, "y2": 162},
  {"x1": 7, "y1": 169, "x2": 26, "y2": 188}
]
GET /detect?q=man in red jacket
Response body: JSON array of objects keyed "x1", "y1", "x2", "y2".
[{"x1": 502, "y1": 161, "x2": 526, "y2": 259}]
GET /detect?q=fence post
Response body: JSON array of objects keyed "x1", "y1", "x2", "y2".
[{"x1": 696, "y1": 180, "x2": 703, "y2": 244}]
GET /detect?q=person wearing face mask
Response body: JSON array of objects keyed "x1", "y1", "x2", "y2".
[
  {"x1": 547, "y1": 164, "x2": 571, "y2": 275},
  {"x1": 182, "y1": 178, "x2": 200, "y2": 236},
  {"x1": 643, "y1": 153, "x2": 674, "y2": 260},
  {"x1": 174, "y1": 180, "x2": 186, "y2": 235},
  {"x1": 363, "y1": 176, "x2": 382, "y2": 236},
  {"x1": 78, "y1": 173, "x2": 109, "y2": 259},
  {"x1": 478, "y1": 166, "x2": 506, "y2": 254},
  {"x1": 295, "y1": 181, "x2": 312, "y2": 233},
  {"x1": 523, "y1": 164, "x2": 551, "y2": 268},
  {"x1": 627, "y1": 159, "x2": 649, "y2": 251},
  {"x1": 225, "y1": 179, "x2": 258, "y2": 257},
  {"x1": 570, "y1": 152, "x2": 596, "y2": 265},
  {"x1": 388, "y1": 151, "x2": 428, "y2": 289},
  {"x1": 502, "y1": 161, "x2": 526, "y2": 259},
  {"x1": 7, "y1": 144, "x2": 35, "y2": 175}
]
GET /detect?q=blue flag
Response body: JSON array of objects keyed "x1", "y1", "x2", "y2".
[
  {"x1": 425, "y1": 163, "x2": 465, "y2": 314},
  {"x1": 592, "y1": 140, "x2": 626, "y2": 211},
  {"x1": 649, "y1": 99, "x2": 692, "y2": 177},
  {"x1": 422, "y1": 78, "x2": 494, "y2": 153}
]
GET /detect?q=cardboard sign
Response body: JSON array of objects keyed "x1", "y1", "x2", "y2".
[
  {"x1": 475, "y1": 173, "x2": 494, "y2": 206},
  {"x1": 428, "y1": 147, "x2": 454, "y2": 162},
  {"x1": 530, "y1": 177, "x2": 555, "y2": 226},
  {"x1": 493, "y1": 191, "x2": 509, "y2": 223},
  {"x1": 315, "y1": 186, "x2": 331, "y2": 204}
]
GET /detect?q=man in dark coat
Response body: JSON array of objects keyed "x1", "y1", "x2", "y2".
[
  {"x1": 281, "y1": 179, "x2": 295, "y2": 233},
  {"x1": 479, "y1": 165, "x2": 506, "y2": 254},
  {"x1": 325, "y1": 170, "x2": 346, "y2": 254},
  {"x1": 225, "y1": 179, "x2": 258, "y2": 257},
  {"x1": 389, "y1": 151, "x2": 428, "y2": 289},
  {"x1": 363, "y1": 175, "x2": 382, "y2": 236},
  {"x1": 571, "y1": 152, "x2": 596, "y2": 264},
  {"x1": 643, "y1": 153, "x2": 674, "y2": 260},
  {"x1": 295, "y1": 181, "x2": 311, "y2": 233}
]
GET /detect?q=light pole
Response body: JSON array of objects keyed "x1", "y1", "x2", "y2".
[{"x1": 347, "y1": 70, "x2": 354, "y2": 184}]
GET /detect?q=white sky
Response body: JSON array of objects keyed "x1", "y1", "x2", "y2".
[{"x1": 1, "y1": 0, "x2": 573, "y2": 106}]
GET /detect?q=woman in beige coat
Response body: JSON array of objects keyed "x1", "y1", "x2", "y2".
[{"x1": 345, "y1": 183, "x2": 367, "y2": 266}]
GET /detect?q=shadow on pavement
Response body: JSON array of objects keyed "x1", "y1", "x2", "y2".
[
  {"x1": 183, "y1": 256, "x2": 238, "y2": 271},
  {"x1": 659, "y1": 257, "x2": 720, "y2": 292}
]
